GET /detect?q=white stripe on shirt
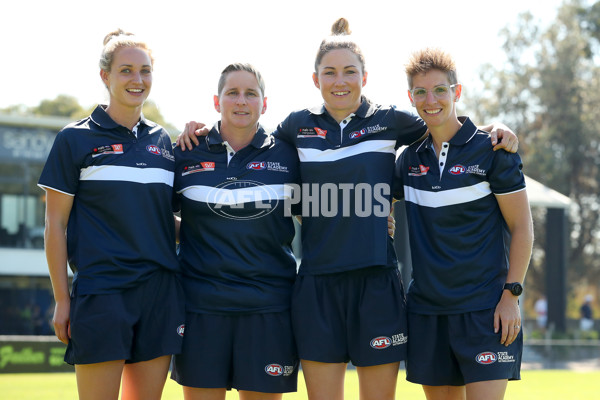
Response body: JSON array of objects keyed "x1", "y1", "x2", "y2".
[
  {"x1": 179, "y1": 184, "x2": 292, "y2": 205},
  {"x1": 298, "y1": 140, "x2": 396, "y2": 163},
  {"x1": 80, "y1": 165, "x2": 174, "y2": 186}
]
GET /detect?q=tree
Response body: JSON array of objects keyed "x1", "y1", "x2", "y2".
[
  {"x1": 464, "y1": 0, "x2": 600, "y2": 316},
  {"x1": 32, "y1": 94, "x2": 85, "y2": 118}
]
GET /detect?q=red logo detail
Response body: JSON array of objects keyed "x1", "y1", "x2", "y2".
[
  {"x1": 476, "y1": 352, "x2": 497, "y2": 364},
  {"x1": 419, "y1": 165, "x2": 429, "y2": 173},
  {"x1": 146, "y1": 144, "x2": 161, "y2": 155},
  {"x1": 370, "y1": 336, "x2": 392, "y2": 349},
  {"x1": 247, "y1": 161, "x2": 266, "y2": 170},
  {"x1": 265, "y1": 364, "x2": 283, "y2": 376},
  {"x1": 112, "y1": 144, "x2": 123, "y2": 152},
  {"x1": 315, "y1": 127, "x2": 327, "y2": 137},
  {"x1": 449, "y1": 165, "x2": 466, "y2": 175},
  {"x1": 177, "y1": 325, "x2": 185, "y2": 337},
  {"x1": 201, "y1": 162, "x2": 216, "y2": 169}
]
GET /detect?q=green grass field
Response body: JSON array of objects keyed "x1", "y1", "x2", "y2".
[{"x1": 0, "y1": 369, "x2": 598, "y2": 399}]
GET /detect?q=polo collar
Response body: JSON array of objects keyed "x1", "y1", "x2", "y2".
[
  {"x1": 90, "y1": 104, "x2": 153, "y2": 130},
  {"x1": 205, "y1": 122, "x2": 272, "y2": 150},
  {"x1": 416, "y1": 117, "x2": 478, "y2": 153}
]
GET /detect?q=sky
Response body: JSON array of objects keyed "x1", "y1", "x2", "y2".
[{"x1": 1, "y1": 0, "x2": 565, "y2": 132}]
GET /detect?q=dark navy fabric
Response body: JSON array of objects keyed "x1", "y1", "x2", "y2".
[
  {"x1": 171, "y1": 311, "x2": 298, "y2": 392},
  {"x1": 38, "y1": 105, "x2": 179, "y2": 295},
  {"x1": 394, "y1": 117, "x2": 526, "y2": 314},
  {"x1": 65, "y1": 269, "x2": 185, "y2": 365},
  {"x1": 406, "y1": 309, "x2": 523, "y2": 385},
  {"x1": 291, "y1": 268, "x2": 409, "y2": 366},
  {"x1": 273, "y1": 97, "x2": 427, "y2": 275},
  {"x1": 174, "y1": 123, "x2": 300, "y2": 314}
]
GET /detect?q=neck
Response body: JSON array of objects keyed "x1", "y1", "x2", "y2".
[
  {"x1": 220, "y1": 123, "x2": 258, "y2": 152},
  {"x1": 105, "y1": 104, "x2": 142, "y2": 131},
  {"x1": 429, "y1": 117, "x2": 462, "y2": 156}
]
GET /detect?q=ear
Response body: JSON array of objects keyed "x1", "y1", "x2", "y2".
[
  {"x1": 312, "y1": 72, "x2": 320, "y2": 89},
  {"x1": 454, "y1": 84, "x2": 462, "y2": 102},
  {"x1": 362, "y1": 71, "x2": 368, "y2": 87},
  {"x1": 100, "y1": 69, "x2": 109, "y2": 88},
  {"x1": 213, "y1": 95, "x2": 220, "y2": 113},
  {"x1": 407, "y1": 90, "x2": 415, "y2": 107},
  {"x1": 261, "y1": 97, "x2": 268, "y2": 115}
]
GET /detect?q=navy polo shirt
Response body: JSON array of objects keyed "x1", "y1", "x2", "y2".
[
  {"x1": 274, "y1": 97, "x2": 427, "y2": 275},
  {"x1": 174, "y1": 123, "x2": 300, "y2": 314},
  {"x1": 394, "y1": 117, "x2": 526, "y2": 315},
  {"x1": 38, "y1": 105, "x2": 179, "y2": 295}
]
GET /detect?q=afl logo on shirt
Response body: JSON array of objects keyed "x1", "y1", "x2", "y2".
[
  {"x1": 146, "y1": 144, "x2": 161, "y2": 155},
  {"x1": 177, "y1": 324, "x2": 185, "y2": 337},
  {"x1": 449, "y1": 165, "x2": 466, "y2": 175},
  {"x1": 247, "y1": 161, "x2": 266, "y2": 170},
  {"x1": 265, "y1": 364, "x2": 283, "y2": 376},
  {"x1": 370, "y1": 336, "x2": 392, "y2": 349},
  {"x1": 349, "y1": 129, "x2": 366, "y2": 139},
  {"x1": 476, "y1": 352, "x2": 497, "y2": 364}
]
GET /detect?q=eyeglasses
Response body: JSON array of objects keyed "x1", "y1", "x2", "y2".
[{"x1": 410, "y1": 84, "x2": 459, "y2": 101}]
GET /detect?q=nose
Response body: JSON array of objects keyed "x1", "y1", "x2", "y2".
[
  {"x1": 425, "y1": 90, "x2": 436, "y2": 103},
  {"x1": 131, "y1": 71, "x2": 143, "y2": 83},
  {"x1": 235, "y1": 94, "x2": 247, "y2": 105}
]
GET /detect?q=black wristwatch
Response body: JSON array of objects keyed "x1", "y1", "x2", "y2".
[{"x1": 503, "y1": 282, "x2": 523, "y2": 296}]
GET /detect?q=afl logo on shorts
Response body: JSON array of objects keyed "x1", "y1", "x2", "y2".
[
  {"x1": 449, "y1": 165, "x2": 466, "y2": 175},
  {"x1": 370, "y1": 336, "x2": 392, "y2": 349},
  {"x1": 177, "y1": 324, "x2": 185, "y2": 337},
  {"x1": 476, "y1": 351, "x2": 497, "y2": 364},
  {"x1": 146, "y1": 144, "x2": 161, "y2": 155},
  {"x1": 265, "y1": 364, "x2": 283, "y2": 376}
]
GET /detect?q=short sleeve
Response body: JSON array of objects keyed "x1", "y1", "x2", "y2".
[
  {"x1": 392, "y1": 107, "x2": 427, "y2": 147},
  {"x1": 38, "y1": 129, "x2": 80, "y2": 195},
  {"x1": 488, "y1": 150, "x2": 525, "y2": 194}
]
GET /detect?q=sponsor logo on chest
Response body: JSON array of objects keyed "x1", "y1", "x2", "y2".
[{"x1": 182, "y1": 161, "x2": 216, "y2": 175}]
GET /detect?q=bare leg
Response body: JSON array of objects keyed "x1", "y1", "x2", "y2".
[
  {"x1": 466, "y1": 379, "x2": 507, "y2": 400},
  {"x1": 75, "y1": 359, "x2": 125, "y2": 400},
  {"x1": 239, "y1": 391, "x2": 283, "y2": 400},
  {"x1": 121, "y1": 355, "x2": 171, "y2": 400},
  {"x1": 356, "y1": 362, "x2": 400, "y2": 400},
  {"x1": 422, "y1": 385, "x2": 466, "y2": 400},
  {"x1": 182, "y1": 387, "x2": 227, "y2": 400},
  {"x1": 300, "y1": 359, "x2": 347, "y2": 400}
]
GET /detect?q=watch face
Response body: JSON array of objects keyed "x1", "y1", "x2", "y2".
[{"x1": 512, "y1": 284, "x2": 523, "y2": 296}]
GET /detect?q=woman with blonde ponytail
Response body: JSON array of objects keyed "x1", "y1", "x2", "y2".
[{"x1": 39, "y1": 29, "x2": 184, "y2": 400}]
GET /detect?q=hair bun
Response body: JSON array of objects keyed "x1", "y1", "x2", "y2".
[
  {"x1": 103, "y1": 28, "x2": 133, "y2": 46},
  {"x1": 331, "y1": 18, "x2": 351, "y2": 36}
]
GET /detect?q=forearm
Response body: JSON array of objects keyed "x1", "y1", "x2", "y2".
[{"x1": 44, "y1": 224, "x2": 70, "y2": 302}]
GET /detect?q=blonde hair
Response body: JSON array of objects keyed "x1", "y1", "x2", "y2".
[
  {"x1": 314, "y1": 18, "x2": 366, "y2": 74},
  {"x1": 404, "y1": 47, "x2": 457, "y2": 88},
  {"x1": 99, "y1": 29, "x2": 153, "y2": 73}
]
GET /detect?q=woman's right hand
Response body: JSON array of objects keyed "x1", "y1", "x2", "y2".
[
  {"x1": 176, "y1": 121, "x2": 209, "y2": 150},
  {"x1": 53, "y1": 299, "x2": 71, "y2": 345}
]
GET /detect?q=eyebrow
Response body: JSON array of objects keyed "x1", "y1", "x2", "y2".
[{"x1": 117, "y1": 64, "x2": 152, "y2": 68}]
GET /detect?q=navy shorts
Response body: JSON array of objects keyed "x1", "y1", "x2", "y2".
[
  {"x1": 406, "y1": 309, "x2": 523, "y2": 386},
  {"x1": 291, "y1": 267, "x2": 408, "y2": 367},
  {"x1": 65, "y1": 269, "x2": 185, "y2": 365},
  {"x1": 171, "y1": 311, "x2": 298, "y2": 393}
]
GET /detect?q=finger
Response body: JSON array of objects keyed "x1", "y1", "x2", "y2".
[{"x1": 491, "y1": 129, "x2": 499, "y2": 144}]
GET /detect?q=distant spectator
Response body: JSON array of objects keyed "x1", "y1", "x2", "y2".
[
  {"x1": 534, "y1": 296, "x2": 548, "y2": 331},
  {"x1": 580, "y1": 295, "x2": 594, "y2": 331}
]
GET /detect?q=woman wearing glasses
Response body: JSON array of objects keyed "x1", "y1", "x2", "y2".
[
  {"x1": 179, "y1": 18, "x2": 518, "y2": 400},
  {"x1": 394, "y1": 47, "x2": 533, "y2": 400}
]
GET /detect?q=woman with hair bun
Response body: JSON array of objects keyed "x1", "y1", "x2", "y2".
[
  {"x1": 39, "y1": 29, "x2": 184, "y2": 400},
  {"x1": 179, "y1": 17, "x2": 518, "y2": 400}
]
